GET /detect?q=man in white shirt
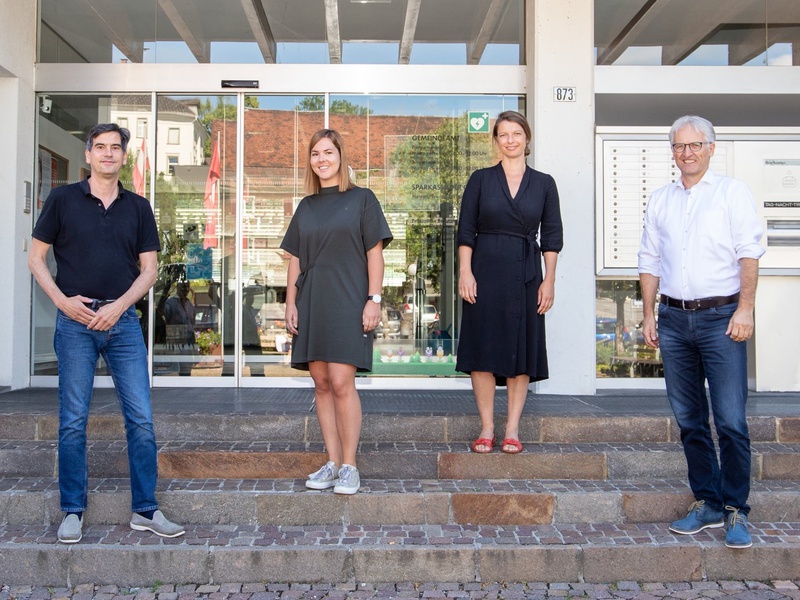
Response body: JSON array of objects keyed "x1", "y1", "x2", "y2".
[{"x1": 638, "y1": 115, "x2": 765, "y2": 549}]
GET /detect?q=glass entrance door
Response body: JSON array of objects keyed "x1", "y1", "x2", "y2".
[
  {"x1": 151, "y1": 94, "x2": 326, "y2": 381},
  {"x1": 33, "y1": 93, "x2": 523, "y2": 384}
]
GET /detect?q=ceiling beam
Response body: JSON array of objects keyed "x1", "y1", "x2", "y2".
[
  {"x1": 324, "y1": 0, "x2": 342, "y2": 64},
  {"x1": 398, "y1": 0, "x2": 421, "y2": 65},
  {"x1": 80, "y1": 0, "x2": 143, "y2": 62},
  {"x1": 157, "y1": 0, "x2": 210, "y2": 63},
  {"x1": 728, "y1": 26, "x2": 770, "y2": 65},
  {"x1": 660, "y1": 0, "x2": 753, "y2": 65},
  {"x1": 729, "y1": 25, "x2": 800, "y2": 65},
  {"x1": 467, "y1": 0, "x2": 508, "y2": 65},
  {"x1": 596, "y1": 0, "x2": 669, "y2": 66},
  {"x1": 239, "y1": 0, "x2": 277, "y2": 64}
]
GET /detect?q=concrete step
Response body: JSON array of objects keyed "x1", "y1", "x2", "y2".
[
  {"x1": 1, "y1": 440, "x2": 798, "y2": 481},
  {"x1": 2, "y1": 477, "x2": 799, "y2": 527},
  {"x1": 2, "y1": 413, "x2": 799, "y2": 444},
  {"x1": 1, "y1": 518, "x2": 799, "y2": 587}
]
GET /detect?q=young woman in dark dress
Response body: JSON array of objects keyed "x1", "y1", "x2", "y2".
[
  {"x1": 456, "y1": 111, "x2": 563, "y2": 454},
  {"x1": 281, "y1": 129, "x2": 392, "y2": 493}
]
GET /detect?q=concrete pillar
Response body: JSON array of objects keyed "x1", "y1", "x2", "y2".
[
  {"x1": 527, "y1": 0, "x2": 596, "y2": 394},
  {"x1": 0, "y1": 0, "x2": 36, "y2": 389}
]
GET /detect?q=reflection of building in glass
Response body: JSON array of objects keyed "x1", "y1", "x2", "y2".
[{"x1": 109, "y1": 95, "x2": 207, "y2": 178}]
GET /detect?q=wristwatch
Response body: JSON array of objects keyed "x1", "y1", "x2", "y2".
[{"x1": 367, "y1": 294, "x2": 382, "y2": 304}]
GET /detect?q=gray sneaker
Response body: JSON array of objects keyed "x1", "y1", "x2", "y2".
[
  {"x1": 57, "y1": 513, "x2": 83, "y2": 544},
  {"x1": 333, "y1": 464, "x2": 360, "y2": 495},
  {"x1": 306, "y1": 460, "x2": 339, "y2": 490},
  {"x1": 129, "y1": 510, "x2": 185, "y2": 538}
]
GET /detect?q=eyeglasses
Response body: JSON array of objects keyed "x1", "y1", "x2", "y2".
[{"x1": 671, "y1": 141, "x2": 710, "y2": 153}]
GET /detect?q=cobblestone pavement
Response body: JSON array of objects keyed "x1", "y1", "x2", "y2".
[
  {"x1": 3, "y1": 521, "x2": 800, "y2": 547},
  {"x1": 2, "y1": 581, "x2": 800, "y2": 600}
]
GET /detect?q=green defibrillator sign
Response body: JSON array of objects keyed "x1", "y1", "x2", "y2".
[{"x1": 467, "y1": 111, "x2": 490, "y2": 133}]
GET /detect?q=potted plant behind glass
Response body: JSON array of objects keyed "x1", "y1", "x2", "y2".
[{"x1": 192, "y1": 328, "x2": 222, "y2": 375}]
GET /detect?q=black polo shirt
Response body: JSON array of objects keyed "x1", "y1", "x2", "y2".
[{"x1": 32, "y1": 178, "x2": 161, "y2": 300}]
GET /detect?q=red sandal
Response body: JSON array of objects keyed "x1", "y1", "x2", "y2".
[
  {"x1": 471, "y1": 436, "x2": 496, "y2": 453},
  {"x1": 501, "y1": 438, "x2": 523, "y2": 454}
]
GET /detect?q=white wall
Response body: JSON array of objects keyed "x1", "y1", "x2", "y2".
[
  {"x1": 0, "y1": 0, "x2": 36, "y2": 389},
  {"x1": 529, "y1": 0, "x2": 597, "y2": 394}
]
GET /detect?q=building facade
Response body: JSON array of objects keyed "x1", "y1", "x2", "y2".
[{"x1": 1, "y1": 0, "x2": 798, "y2": 393}]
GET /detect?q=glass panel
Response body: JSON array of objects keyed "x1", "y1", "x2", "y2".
[
  {"x1": 595, "y1": 0, "x2": 798, "y2": 67},
  {"x1": 240, "y1": 96, "x2": 325, "y2": 377},
  {"x1": 152, "y1": 95, "x2": 237, "y2": 378},
  {"x1": 40, "y1": 0, "x2": 524, "y2": 65},
  {"x1": 326, "y1": 94, "x2": 523, "y2": 377},
  {"x1": 595, "y1": 279, "x2": 663, "y2": 379},
  {"x1": 32, "y1": 94, "x2": 153, "y2": 376}
]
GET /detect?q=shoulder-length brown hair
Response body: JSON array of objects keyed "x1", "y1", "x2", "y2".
[
  {"x1": 304, "y1": 128, "x2": 355, "y2": 195},
  {"x1": 493, "y1": 110, "x2": 532, "y2": 157}
]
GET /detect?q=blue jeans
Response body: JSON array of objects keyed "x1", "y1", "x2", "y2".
[
  {"x1": 54, "y1": 307, "x2": 158, "y2": 514},
  {"x1": 657, "y1": 301, "x2": 751, "y2": 514}
]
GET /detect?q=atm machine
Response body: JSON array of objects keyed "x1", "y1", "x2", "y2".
[
  {"x1": 734, "y1": 140, "x2": 800, "y2": 391},
  {"x1": 596, "y1": 129, "x2": 800, "y2": 391}
]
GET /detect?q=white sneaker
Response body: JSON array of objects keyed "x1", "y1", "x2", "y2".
[
  {"x1": 305, "y1": 461, "x2": 338, "y2": 490},
  {"x1": 333, "y1": 464, "x2": 360, "y2": 495}
]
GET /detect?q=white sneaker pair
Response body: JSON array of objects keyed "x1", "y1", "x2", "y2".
[{"x1": 305, "y1": 461, "x2": 360, "y2": 494}]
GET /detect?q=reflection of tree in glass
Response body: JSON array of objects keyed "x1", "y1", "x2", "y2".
[
  {"x1": 294, "y1": 96, "x2": 372, "y2": 115},
  {"x1": 198, "y1": 96, "x2": 259, "y2": 156},
  {"x1": 389, "y1": 113, "x2": 493, "y2": 212},
  {"x1": 390, "y1": 113, "x2": 494, "y2": 295},
  {"x1": 596, "y1": 279, "x2": 641, "y2": 356}
]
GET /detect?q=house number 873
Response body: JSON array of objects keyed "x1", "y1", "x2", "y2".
[{"x1": 553, "y1": 87, "x2": 576, "y2": 102}]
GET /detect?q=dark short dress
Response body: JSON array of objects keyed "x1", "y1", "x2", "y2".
[
  {"x1": 280, "y1": 185, "x2": 393, "y2": 371},
  {"x1": 455, "y1": 163, "x2": 563, "y2": 384}
]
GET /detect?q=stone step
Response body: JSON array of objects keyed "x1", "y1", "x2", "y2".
[
  {"x1": 2, "y1": 477, "x2": 799, "y2": 527},
  {"x1": 2, "y1": 440, "x2": 798, "y2": 481},
  {"x1": 3, "y1": 413, "x2": 799, "y2": 444},
  {"x1": 1, "y1": 519, "x2": 799, "y2": 587}
]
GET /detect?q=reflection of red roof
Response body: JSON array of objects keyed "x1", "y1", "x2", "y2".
[{"x1": 213, "y1": 110, "x2": 449, "y2": 171}]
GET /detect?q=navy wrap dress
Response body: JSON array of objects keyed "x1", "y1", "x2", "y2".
[
  {"x1": 281, "y1": 185, "x2": 393, "y2": 372},
  {"x1": 455, "y1": 162, "x2": 563, "y2": 384}
]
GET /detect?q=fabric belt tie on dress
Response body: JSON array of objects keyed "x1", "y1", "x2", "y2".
[
  {"x1": 659, "y1": 293, "x2": 739, "y2": 311},
  {"x1": 294, "y1": 263, "x2": 315, "y2": 292},
  {"x1": 83, "y1": 299, "x2": 115, "y2": 311},
  {"x1": 480, "y1": 230, "x2": 540, "y2": 283}
]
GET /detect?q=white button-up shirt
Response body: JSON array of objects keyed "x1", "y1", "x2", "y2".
[{"x1": 638, "y1": 170, "x2": 765, "y2": 300}]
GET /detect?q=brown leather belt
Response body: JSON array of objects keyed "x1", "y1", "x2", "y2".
[
  {"x1": 83, "y1": 299, "x2": 115, "y2": 311},
  {"x1": 660, "y1": 293, "x2": 739, "y2": 311}
]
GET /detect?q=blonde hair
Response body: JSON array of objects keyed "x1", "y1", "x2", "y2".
[{"x1": 304, "y1": 129, "x2": 355, "y2": 195}]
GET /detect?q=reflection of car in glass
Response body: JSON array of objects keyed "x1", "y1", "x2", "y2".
[
  {"x1": 421, "y1": 304, "x2": 439, "y2": 325},
  {"x1": 375, "y1": 308, "x2": 402, "y2": 339},
  {"x1": 595, "y1": 317, "x2": 630, "y2": 344},
  {"x1": 259, "y1": 303, "x2": 289, "y2": 352},
  {"x1": 402, "y1": 295, "x2": 415, "y2": 314},
  {"x1": 193, "y1": 304, "x2": 219, "y2": 333}
]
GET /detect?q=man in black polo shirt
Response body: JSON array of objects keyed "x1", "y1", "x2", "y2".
[{"x1": 28, "y1": 123, "x2": 184, "y2": 544}]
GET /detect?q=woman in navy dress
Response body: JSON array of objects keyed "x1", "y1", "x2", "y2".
[
  {"x1": 282, "y1": 129, "x2": 392, "y2": 494},
  {"x1": 456, "y1": 111, "x2": 563, "y2": 454}
]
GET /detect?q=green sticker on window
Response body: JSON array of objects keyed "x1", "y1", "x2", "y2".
[{"x1": 467, "y1": 111, "x2": 490, "y2": 133}]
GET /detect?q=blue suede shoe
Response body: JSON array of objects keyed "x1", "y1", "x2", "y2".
[
  {"x1": 724, "y1": 506, "x2": 752, "y2": 549},
  {"x1": 669, "y1": 500, "x2": 724, "y2": 535}
]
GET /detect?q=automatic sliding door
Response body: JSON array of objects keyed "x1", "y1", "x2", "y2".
[
  {"x1": 152, "y1": 95, "x2": 237, "y2": 379},
  {"x1": 239, "y1": 96, "x2": 324, "y2": 377}
]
